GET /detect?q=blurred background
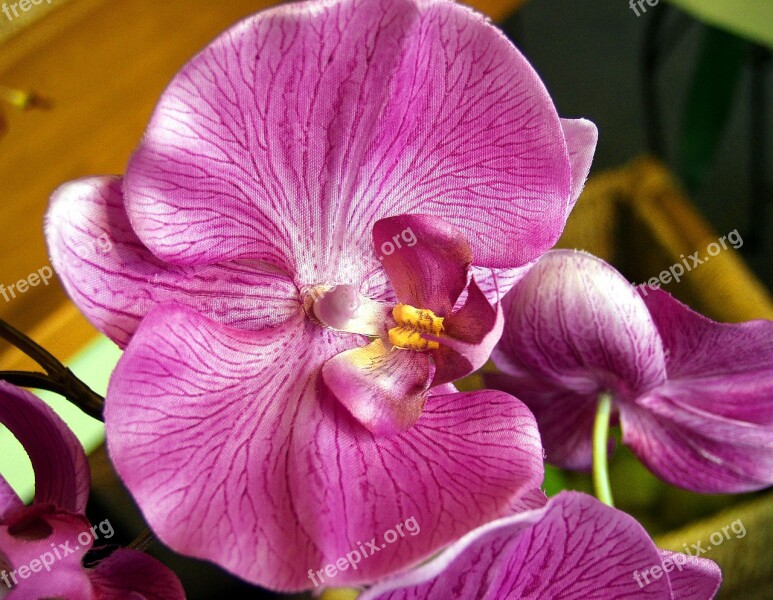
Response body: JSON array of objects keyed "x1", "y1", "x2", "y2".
[{"x1": 0, "y1": 1, "x2": 771, "y2": 598}]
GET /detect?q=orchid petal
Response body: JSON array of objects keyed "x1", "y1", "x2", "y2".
[
  {"x1": 621, "y1": 289, "x2": 773, "y2": 492},
  {"x1": 621, "y1": 402, "x2": 773, "y2": 493},
  {"x1": 88, "y1": 549, "x2": 185, "y2": 600},
  {"x1": 0, "y1": 509, "x2": 93, "y2": 600},
  {"x1": 46, "y1": 177, "x2": 299, "y2": 347},
  {"x1": 105, "y1": 303, "x2": 543, "y2": 591},
  {"x1": 0, "y1": 382, "x2": 89, "y2": 513},
  {"x1": 429, "y1": 279, "x2": 503, "y2": 385},
  {"x1": 658, "y1": 550, "x2": 722, "y2": 600},
  {"x1": 561, "y1": 118, "x2": 598, "y2": 211},
  {"x1": 123, "y1": 0, "x2": 572, "y2": 279},
  {"x1": 0, "y1": 477, "x2": 22, "y2": 521},
  {"x1": 485, "y1": 372, "x2": 598, "y2": 470},
  {"x1": 373, "y1": 214, "x2": 471, "y2": 316},
  {"x1": 641, "y1": 288, "x2": 773, "y2": 425},
  {"x1": 322, "y1": 339, "x2": 433, "y2": 435},
  {"x1": 361, "y1": 492, "x2": 717, "y2": 600},
  {"x1": 496, "y1": 250, "x2": 667, "y2": 394},
  {"x1": 492, "y1": 250, "x2": 667, "y2": 467}
]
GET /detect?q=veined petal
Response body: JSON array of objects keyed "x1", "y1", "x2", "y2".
[
  {"x1": 658, "y1": 550, "x2": 722, "y2": 600},
  {"x1": 0, "y1": 509, "x2": 93, "y2": 600},
  {"x1": 124, "y1": 0, "x2": 573, "y2": 280},
  {"x1": 624, "y1": 289, "x2": 773, "y2": 492},
  {"x1": 492, "y1": 251, "x2": 667, "y2": 466},
  {"x1": 485, "y1": 372, "x2": 598, "y2": 470},
  {"x1": 495, "y1": 250, "x2": 667, "y2": 395},
  {"x1": 322, "y1": 339, "x2": 433, "y2": 435},
  {"x1": 561, "y1": 118, "x2": 598, "y2": 212},
  {"x1": 88, "y1": 549, "x2": 185, "y2": 600},
  {"x1": 621, "y1": 402, "x2": 773, "y2": 493},
  {"x1": 428, "y1": 279, "x2": 503, "y2": 385},
  {"x1": 373, "y1": 215, "x2": 471, "y2": 316},
  {"x1": 46, "y1": 176, "x2": 299, "y2": 348},
  {"x1": 0, "y1": 382, "x2": 89, "y2": 513},
  {"x1": 105, "y1": 304, "x2": 543, "y2": 591},
  {"x1": 641, "y1": 288, "x2": 773, "y2": 424},
  {"x1": 361, "y1": 492, "x2": 718, "y2": 600}
]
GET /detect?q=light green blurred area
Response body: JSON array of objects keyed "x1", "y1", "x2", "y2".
[
  {"x1": 0, "y1": 335, "x2": 121, "y2": 502},
  {"x1": 666, "y1": 0, "x2": 773, "y2": 48}
]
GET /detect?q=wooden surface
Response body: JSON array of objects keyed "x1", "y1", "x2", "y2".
[{"x1": 0, "y1": 0, "x2": 526, "y2": 370}]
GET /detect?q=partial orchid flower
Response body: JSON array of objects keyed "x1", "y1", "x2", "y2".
[
  {"x1": 359, "y1": 491, "x2": 722, "y2": 600},
  {"x1": 45, "y1": 0, "x2": 597, "y2": 590},
  {"x1": 0, "y1": 381, "x2": 185, "y2": 599},
  {"x1": 488, "y1": 250, "x2": 773, "y2": 494}
]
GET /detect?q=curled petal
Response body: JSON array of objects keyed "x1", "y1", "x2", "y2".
[
  {"x1": 0, "y1": 382, "x2": 89, "y2": 513},
  {"x1": 429, "y1": 279, "x2": 503, "y2": 386},
  {"x1": 561, "y1": 118, "x2": 598, "y2": 212},
  {"x1": 496, "y1": 250, "x2": 667, "y2": 394},
  {"x1": 373, "y1": 214, "x2": 472, "y2": 316},
  {"x1": 0, "y1": 509, "x2": 93, "y2": 599},
  {"x1": 105, "y1": 304, "x2": 543, "y2": 591},
  {"x1": 123, "y1": 0, "x2": 573, "y2": 279},
  {"x1": 322, "y1": 339, "x2": 434, "y2": 435},
  {"x1": 46, "y1": 176, "x2": 299, "y2": 348},
  {"x1": 88, "y1": 549, "x2": 185, "y2": 600},
  {"x1": 361, "y1": 492, "x2": 720, "y2": 600}
]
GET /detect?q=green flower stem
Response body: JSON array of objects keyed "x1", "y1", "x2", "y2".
[{"x1": 592, "y1": 392, "x2": 614, "y2": 507}]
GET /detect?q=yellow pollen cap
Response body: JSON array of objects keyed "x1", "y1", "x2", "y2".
[{"x1": 388, "y1": 304, "x2": 444, "y2": 351}]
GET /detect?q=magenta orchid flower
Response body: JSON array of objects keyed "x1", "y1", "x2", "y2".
[
  {"x1": 360, "y1": 491, "x2": 722, "y2": 600},
  {"x1": 44, "y1": 0, "x2": 597, "y2": 590},
  {"x1": 488, "y1": 250, "x2": 773, "y2": 494},
  {"x1": 0, "y1": 381, "x2": 185, "y2": 600}
]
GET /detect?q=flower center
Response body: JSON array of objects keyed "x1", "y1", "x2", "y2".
[{"x1": 388, "y1": 304, "x2": 444, "y2": 351}]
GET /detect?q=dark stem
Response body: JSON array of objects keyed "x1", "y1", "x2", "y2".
[{"x1": 0, "y1": 320, "x2": 104, "y2": 420}]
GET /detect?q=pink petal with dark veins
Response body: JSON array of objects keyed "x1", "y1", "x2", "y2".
[
  {"x1": 491, "y1": 250, "x2": 667, "y2": 467},
  {"x1": 621, "y1": 289, "x2": 773, "y2": 492},
  {"x1": 561, "y1": 118, "x2": 598, "y2": 212},
  {"x1": 360, "y1": 492, "x2": 720, "y2": 600},
  {"x1": 46, "y1": 176, "x2": 300, "y2": 348},
  {"x1": 124, "y1": 0, "x2": 574, "y2": 280},
  {"x1": 88, "y1": 549, "x2": 185, "y2": 600},
  {"x1": 105, "y1": 303, "x2": 543, "y2": 591}
]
